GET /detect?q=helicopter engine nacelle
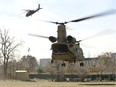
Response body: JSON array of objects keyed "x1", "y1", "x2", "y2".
[
  {"x1": 67, "y1": 35, "x2": 76, "y2": 43},
  {"x1": 49, "y1": 36, "x2": 57, "y2": 42}
]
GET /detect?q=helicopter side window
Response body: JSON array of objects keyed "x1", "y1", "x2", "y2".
[
  {"x1": 76, "y1": 48, "x2": 83, "y2": 55},
  {"x1": 69, "y1": 44, "x2": 73, "y2": 48}
]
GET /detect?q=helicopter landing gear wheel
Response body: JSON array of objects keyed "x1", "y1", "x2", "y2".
[
  {"x1": 80, "y1": 62, "x2": 84, "y2": 66},
  {"x1": 61, "y1": 62, "x2": 66, "y2": 67},
  {"x1": 69, "y1": 61, "x2": 72, "y2": 63},
  {"x1": 74, "y1": 60, "x2": 76, "y2": 63},
  {"x1": 51, "y1": 59, "x2": 54, "y2": 64}
]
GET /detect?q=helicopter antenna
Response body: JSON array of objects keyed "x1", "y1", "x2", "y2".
[{"x1": 27, "y1": 48, "x2": 30, "y2": 55}]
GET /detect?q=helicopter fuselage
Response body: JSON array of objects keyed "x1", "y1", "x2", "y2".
[
  {"x1": 25, "y1": 4, "x2": 42, "y2": 17},
  {"x1": 26, "y1": 10, "x2": 36, "y2": 17},
  {"x1": 52, "y1": 43, "x2": 84, "y2": 62},
  {"x1": 51, "y1": 23, "x2": 84, "y2": 63}
]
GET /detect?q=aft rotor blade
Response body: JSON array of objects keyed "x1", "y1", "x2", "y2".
[
  {"x1": 68, "y1": 9, "x2": 116, "y2": 23},
  {"x1": 81, "y1": 29, "x2": 115, "y2": 41},
  {"x1": 28, "y1": 33, "x2": 49, "y2": 39},
  {"x1": 81, "y1": 43, "x2": 93, "y2": 48}
]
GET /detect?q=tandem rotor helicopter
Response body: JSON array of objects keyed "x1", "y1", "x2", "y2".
[
  {"x1": 25, "y1": 4, "x2": 42, "y2": 17},
  {"x1": 28, "y1": 9, "x2": 116, "y2": 67}
]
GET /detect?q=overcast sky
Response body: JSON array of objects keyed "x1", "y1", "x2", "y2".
[{"x1": 0, "y1": 0, "x2": 116, "y2": 60}]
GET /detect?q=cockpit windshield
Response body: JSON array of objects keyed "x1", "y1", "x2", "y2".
[{"x1": 52, "y1": 44, "x2": 68, "y2": 53}]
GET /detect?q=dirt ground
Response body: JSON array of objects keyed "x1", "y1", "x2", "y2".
[{"x1": 0, "y1": 80, "x2": 115, "y2": 87}]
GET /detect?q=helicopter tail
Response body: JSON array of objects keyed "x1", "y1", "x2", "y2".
[{"x1": 37, "y1": 4, "x2": 42, "y2": 10}]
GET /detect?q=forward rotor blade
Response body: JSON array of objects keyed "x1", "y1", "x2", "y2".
[
  {"x1": 36, "y1": 19, "x2": 59, "y2": 24},
  {"x1": 28, "y1": 33, "x2": 49, "y2": 39},
  {"x1": 68, "y1": 9, "x2": 116, "y2": 23},
  {"x1": 43, "y1": 20, "x2": 59, "y2": 24}
]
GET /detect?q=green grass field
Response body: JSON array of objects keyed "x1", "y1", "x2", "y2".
[{"x1": 0, "y1": 80, "x2": 115, "y2": 87}]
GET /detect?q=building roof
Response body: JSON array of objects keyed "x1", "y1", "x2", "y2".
[{"x1": 15, "y1": 70, "x2": 27, "y2": 72}]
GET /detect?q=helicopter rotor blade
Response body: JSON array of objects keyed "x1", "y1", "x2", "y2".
[
  {"x1": 22, "y1": 9, "x2": 31, "y2": 12},
  {"x1": 77, "y1": 29, "x2": 115, "y2": 42},
  {"x1": 28, "y1": 33, "x2": 49, "y2": 39},
  {"x1": 45, "y1": 21, "x2": 59, "y2": 24},
  {"x1": 81, "y1": 43, "x2": 93, "y2": 48},
  {"x1": 34, "y1": 9, "x2": 116, "y2": 25},
  {"x1": 68, "y1": 9, "x2": 116, "y2": 23},
  {"x1": 35, "y1": 19, "x2": 59, "y2": 24}
]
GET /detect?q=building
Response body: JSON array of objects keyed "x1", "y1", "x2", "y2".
[
  {"x1": 15, "y1": 70, "x2": 29, "y2": 81},
  {"x1": 39, "y1": 53, "x2": 116, "y2": 75},
  {"x1": 39, "y1": 58, "x2": 51, "y2": 69}
]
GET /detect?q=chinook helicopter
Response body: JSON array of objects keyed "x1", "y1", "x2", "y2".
[
  {"x1": 28, "y1": 9, "x2": 116, "y2": 66},
  {"x1": 25, "y1": 4, "x2": 42, "y2": 17}
]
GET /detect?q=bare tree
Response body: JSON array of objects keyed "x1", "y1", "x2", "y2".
[
  {"x1": 8, "y1": 59, "x2": 17, "y2": 79},
  {"x1": 18, "y1": 55, "x2": 38, "y2": 73},
  {"x1": 46, "y1": 60, "x2": 65, "y2": 81},
  {"x1": 109, "y1": 53, "x2": 116, "y2": 80},
  {"x1": 87, "y1": 57, "x2": 100, "y2": 74},
  {"x1": 0, "y1": 58, "x2": 4, "y2": 79},
  {"x1": 65, "y1": 63, "x2": 76, "y2": 81},
  {"x1": 76, "y1": 67, "x2": 89, "y2": 81},
  {"x1": 67, "y1": 63, "x2": 75, "y2": 74},
  {"x1": 86, "y1": 52, "x2": 115, "y2": 81},
  {"x1": 96, "y1": 52, "x2": 112, "y2": 81},
  {"x1": 0, "y1": 29, "x2": 22, "y2": 79},
  {"x1": 86, "y1": 52, "x2": 112, "y2": 81}
]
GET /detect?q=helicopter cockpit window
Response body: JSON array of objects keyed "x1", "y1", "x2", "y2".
[{"x1": 52, "y1": 44, "x2": 68, "y2": 54}]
